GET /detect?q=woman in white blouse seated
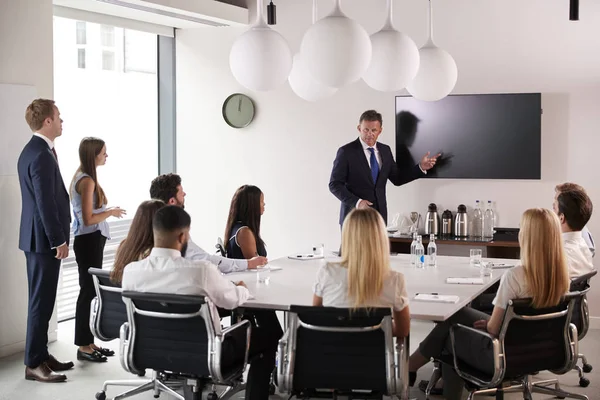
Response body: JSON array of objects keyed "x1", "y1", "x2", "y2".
[
  {"x1": 312, "y1": 207, "x2": 411, "y2": 339},
  {"x1": 409, "y1": 208, "x2": 571, "y2": 399}
]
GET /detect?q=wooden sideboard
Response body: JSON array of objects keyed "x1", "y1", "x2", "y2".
[{"x1": 389, "y1": 235, "x2": 520, "y2": 259}]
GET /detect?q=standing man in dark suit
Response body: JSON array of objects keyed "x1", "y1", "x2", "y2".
[
  {"x1": 329, "y1": 110, "x2": 439, "y2": 226},
  {"x1": 18, "y1": 99, "x2": 74, "y2": 382}
]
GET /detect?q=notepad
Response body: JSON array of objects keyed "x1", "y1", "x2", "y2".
[
  {"x1": 446, "y1": 277, "x2": 485, "y2": 285},
  {"x1": 288, "y1": 254, "x2": 324, "y2": 261},
  {"x1": 228, "y1": 266, "x2": 283, "y2": 274},
  {"x1": 414, "y1": 294, "x2": 460, "y2": 303},
  {"x1": 487, "y1": 262, "x2": 515, "y2": 269}
]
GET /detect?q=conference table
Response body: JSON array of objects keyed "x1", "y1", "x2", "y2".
[{"x1": 227, "y1": 253, "x2": 515, "y2": 400}]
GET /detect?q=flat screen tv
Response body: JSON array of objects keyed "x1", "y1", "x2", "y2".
[{"x1": 395, "y1": 93, "x2": 542, "y2": 179}]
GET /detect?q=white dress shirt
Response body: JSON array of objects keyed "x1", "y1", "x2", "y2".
[
  {"x1": 563, "y1": 231, "x2": 595, "y2": 278},
  {"x1": 121, "y1": 247, "x2": 251, "y2": 332},
  {"x1": 582, "y1": 226, "x2": 595, "y2": 256},
  {"x1": 356, "y1": 137, "x2": 426, "y2": 209},
  {"x1": 492, "y1": 265, "x2": 531, "y2": 309},
  {"x1": 185, "y1": 237, "x2": 248, "y2": 273}
]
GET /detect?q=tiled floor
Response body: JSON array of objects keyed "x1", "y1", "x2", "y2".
[{"x1": 1, "y1": 319, "x2": 598, "y2": 400}]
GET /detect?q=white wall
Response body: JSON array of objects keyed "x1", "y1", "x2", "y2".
[
  {"x1": 176, "y1": 0, "x2": 600, "y2": 317},
  {"x1": 0, "y1": 0, "x2": 55, "y2": 357}
]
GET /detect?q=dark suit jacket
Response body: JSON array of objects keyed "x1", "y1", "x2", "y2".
[
  {"x1": 17, "y1": 136, "x2": 71, "y2": 253},
  {"x1": 329, "y1": 138, "x2": 423, "y2": 225}
]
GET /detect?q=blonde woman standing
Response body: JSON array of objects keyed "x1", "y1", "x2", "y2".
[
  {"x1": 70, "y1": 137, "x2": 125, "y2": 362},
  {"x1": 409, "y1": 208, "x2": 570, "y2": 400},
  {"x1": 312, "y1": 207, "x2": 411, "y2": 339}
]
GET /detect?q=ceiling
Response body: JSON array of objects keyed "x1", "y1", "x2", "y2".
[{"x1": 53, "y1": 0, "x2": 249, "y2": 28}]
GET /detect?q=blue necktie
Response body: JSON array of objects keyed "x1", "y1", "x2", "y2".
[{"x1": 368, "y1": 147, "x2": 379, "y2": 183}]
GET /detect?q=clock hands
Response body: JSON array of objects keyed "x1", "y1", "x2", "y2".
[{"x1": 238, "y1": 97, "x2": 242, "y2": 112}]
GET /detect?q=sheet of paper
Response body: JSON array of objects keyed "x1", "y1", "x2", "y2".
[
  {"x1": 414, "y1": 293, "x2": 460, "y2": 303},
  {"x1": 446, "y1": 277, "x2": 485, "y2": 285},
  {"x1": 288, "y1": 254, "x2": 324, "y2": 261}
]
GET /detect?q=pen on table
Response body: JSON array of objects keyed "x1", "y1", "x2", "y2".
[{"x1": 416, "y1": 292, "x2": 439, "y2": 296}]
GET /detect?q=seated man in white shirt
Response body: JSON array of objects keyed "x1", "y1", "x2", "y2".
[
  {"x1": 149, "y1": 174, "x2": 267, "y2": 273},
  {"x1": 122, "y1": 205, "x2": 282, "y2": 400},
  {"x1": 553, "y1": 186, "x2": 595, "y2": 277},
  {"x1": 556, "y1": 183, "x2": 595, "y2": 256}
]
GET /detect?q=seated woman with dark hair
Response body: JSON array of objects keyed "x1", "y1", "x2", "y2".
[
  {"x1": 110, "y1": 199, "x2": 165, "y2": 284},
  {"x1": 224, "y1": 185, "x2": 267, "y2": 260}
]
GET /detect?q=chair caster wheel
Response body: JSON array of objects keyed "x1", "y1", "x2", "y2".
[
  {"x1": 583, "y1": 363, "x2": 593, "y2": 373},
  {"x1": 207, "y1": 392, "x2": 218, "y2": 400},
  {"x1": 579, "y1": 377, "x2": 590, "y2": 387},
  {"x1": 95, "y1": 391, "x2": 106, "y2": 400}
]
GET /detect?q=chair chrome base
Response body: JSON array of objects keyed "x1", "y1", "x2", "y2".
[
  {"x1": 465, "y1": 375, "x2": 589, "y2": 400},
  {"x1": 95, "y1": 371, "x2": 245, "y2": 400}
]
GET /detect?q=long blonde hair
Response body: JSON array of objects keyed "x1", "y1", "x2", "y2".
[
  {"x1": 338, "y1": 208, "x2": 390, "y2": 308},
  {"x1": 519, "y1": 208, "x2": 570, "y2": 308}
]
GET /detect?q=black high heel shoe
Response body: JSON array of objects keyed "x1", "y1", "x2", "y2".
[{"x1": 77, "y1": 349, "x2": 107, "y2": 362}]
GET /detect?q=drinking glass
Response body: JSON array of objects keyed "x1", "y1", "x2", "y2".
[
  {"x1": 257, "y1": 265, "x2": 271, "y2": 284},
  {"x1": 469, "y1": 249, "x2": 482, "y2": 268}
]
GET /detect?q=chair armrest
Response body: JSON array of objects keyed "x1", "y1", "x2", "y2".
[
  {"x1": 277, "y1": 329, "x2": 290, "y2": 393},
  {"x1": 451, "y1": 323, "x2": 495, "y2": 342},
  {"x1": 448, "y1": 323, "x2": 504, "y2": 389},
  {"x1": 221, "y1": 319, "x2": 252, "y2": 373}
]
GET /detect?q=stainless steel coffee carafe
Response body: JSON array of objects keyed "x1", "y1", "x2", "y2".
[
  {"x1": 442, "y1": 209, "x2": 453, "y2": 237},
  {"x1": 454, "y1": 204, "x2": 469, "y2": 237},
  {"x1": 425, "y1": 203, "x2": 440, "y2": 236}
]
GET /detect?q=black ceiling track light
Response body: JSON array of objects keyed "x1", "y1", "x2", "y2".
[
  {"x1": 267, "y1": 1, "x2": 276, "y2": 25},
  {"x1": 570, "y1": 0, "x2": 579, "y2": 21}
]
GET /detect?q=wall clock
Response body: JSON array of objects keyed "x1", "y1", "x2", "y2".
[{"x1": 222, "y1": 93, "x2": 255, "y2": 128}]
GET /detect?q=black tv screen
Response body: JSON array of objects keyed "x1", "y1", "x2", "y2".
[{"x1": 395, "y1": 93, "x2": 542, "y2": 179}]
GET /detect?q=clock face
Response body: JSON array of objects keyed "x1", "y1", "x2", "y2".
[{"x1": 222, "y1": 94, "x2": 255, "y2": 128}]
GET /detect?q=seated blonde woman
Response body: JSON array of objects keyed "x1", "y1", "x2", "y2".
[
  {"x1": 312, "y1": 207, "x2": 410, "y2": 339},
  {"x1": 410, "y1": 208, "x2": 571, "y2": 399}
]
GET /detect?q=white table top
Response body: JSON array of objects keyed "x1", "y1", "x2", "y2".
[{"x1": 227, "y1": 254, "x2": 516, "y2": 321}]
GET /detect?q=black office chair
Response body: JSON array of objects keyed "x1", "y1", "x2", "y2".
[
  {"x1": 215, "y1": 237, "x2": 227, "y2": 257},
  {"x1": 569, "y1": 270, "x2": 597, "y2": 387},
  {"x1": 429, "y1": 292, "x2": 588, "y2": 400},
  {"x1": 117, "y1": 291, "x2": 250, "y2": 400},
  {"x1": 277, "y1": 305, "x2": 404, "y2": 399},
  {"x1": 89, "y1": 268, "x2": 152, "y2": 400}
]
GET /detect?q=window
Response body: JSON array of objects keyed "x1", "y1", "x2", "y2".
[
  {"x1": 76, "y1": 21, "x2": 86, "y2": 45},
  {"x1": 77, "y1": 48, "x2": 86, "y2": 69},
  {"x1": 53, "y1": 16, "x2": 160, "y2": 321},
  {"x1": 124, "y1": 29, "x2": 157, "y2": 74},
  {"x1": 101, "y1": 25, "x2": 115, "y2": 47},
  {"x1": 102, "y1": 50, "x2": 115, "y2": 71}
]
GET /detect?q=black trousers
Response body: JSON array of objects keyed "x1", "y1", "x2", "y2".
[
  {"x1": 73, "y1": 231, "x2": 107, "y2": 346},
  {"x1": 25, "y1": 251, "x2": 61, "y2": 368},
  {"x1": 222, "y1": 310, "x2": 283, "y2": 400}
]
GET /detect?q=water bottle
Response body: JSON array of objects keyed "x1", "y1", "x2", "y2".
[
  {"x1": 483, "y1": 200, "x2": 495, "y2": 239},
  {"x1": 410, "y1": 232, "x2": 418, "y2": 265},
  {"x1": 472, "y1": 200, "x2": 483, "y2": 238},
  {"x1": 415, "y1": 236, "x2": 425, "y2": 269},
  {"x1": 427, "y1": 234, "x2": 437, "y2": 268}
]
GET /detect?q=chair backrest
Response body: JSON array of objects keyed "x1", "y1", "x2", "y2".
[
  {"x1": 215, "y1": 237, "x2": 227, "y2": 257},
  {"x1": 285, "y1": 305, "x2": 396, "y2": 395},
  {"x1": 89, "y1": 267, "x2": 126, "y2": 341},
  {"x1": 570, "y1": 270, "x2": 596, "y2": 339},
  {"x1": 498, "y1": 292, "x2": 582, "y2": 378},
  {"x1": 121, "y1": 291, "x2": 214, "y2": 377}
]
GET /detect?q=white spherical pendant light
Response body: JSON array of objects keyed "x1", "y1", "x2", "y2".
[
  {"x1": 289, "y1": 53, "x2": 338, "y2": 101},
  {"x1": 288, "y1": 0, "x2": 337, "y2": 101},
  {"x1": 229, "y1": 0, "x2": 292, "y2": 91},
  {"x1": 363, "y1": 0, "x2": 420, "y2": 92},
  {"x1": 406, "y1": 0, "x2": 458, "y2": 101},
  {"x1": 300, "y1": 0, "x2": 372, "y2": 88}
]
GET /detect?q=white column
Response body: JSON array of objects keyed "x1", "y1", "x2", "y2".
[{"x1": 0, "y1": 0, "x2": 55, "y2": 358}]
